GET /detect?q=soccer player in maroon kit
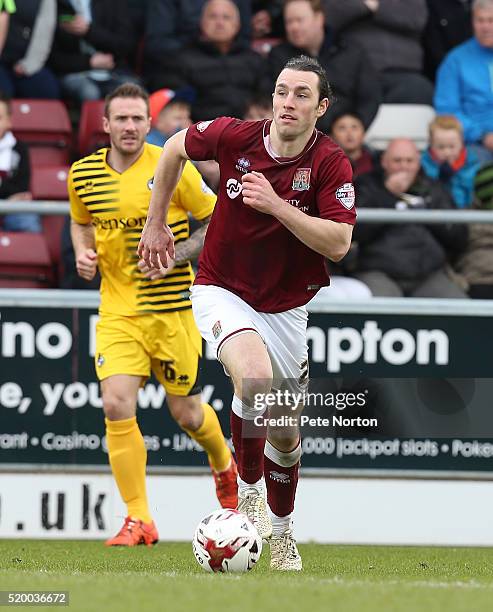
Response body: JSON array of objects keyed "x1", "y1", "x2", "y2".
[{"x1": 138, "y1": 56, "x2": 356, "y2": 570}]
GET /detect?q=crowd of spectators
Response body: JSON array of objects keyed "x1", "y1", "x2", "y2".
[{"x1": 1, "y1": 0, "x2": 493, "y2": 300}]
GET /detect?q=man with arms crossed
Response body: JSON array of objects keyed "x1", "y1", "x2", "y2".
[
  {"x1": 69, "y1": 83, "x2": 237, "y2": 547},
  {"x1": 138, "y1": 57, "x2": 355, "y2": 569}
]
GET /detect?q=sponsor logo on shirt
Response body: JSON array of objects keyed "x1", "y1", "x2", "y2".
[
  {"x1": 212, "y1": 320, "x2": 222, "y2": 339},
  {"x1": 226, "y1": 178, "x2": 242, "y2": 199},
  {"x1": 84, "y1": 180, "x2": 94, "y2": 192},
  {"x1": 197, "y1": 120, "x2": 213, "y2": 133},
  {"x1": 92, "y1": 216, "x2": 146, "y2": 230},
  {"x1": 235, "y1": 157, "x2": 251, "y2": 173},
  {"x1": 335, "y1": 182, "x2": 355, "y2": 209},
  {"x1": 292, "y1": 168, "x2": 311, "y2": 191},
  {"x1": 285, "y1": 198, "x2": 309, "y2": 212}
]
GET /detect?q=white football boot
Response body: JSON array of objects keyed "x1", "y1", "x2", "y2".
[
  {"x1": 237, "y1": 487, "x2": 272, "y2": 540},
  {"x1": 269, "y1": 529, "x2": 302, "y2": 571}
]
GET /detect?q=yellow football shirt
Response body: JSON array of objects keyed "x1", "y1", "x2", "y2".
[{"x1": 68, "y1": 143, "x2": 215, "y2": 315}]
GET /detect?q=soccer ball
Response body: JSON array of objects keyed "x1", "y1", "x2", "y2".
[{"x1": 192, "y1": 508, "x2": 262, "y2": 573}]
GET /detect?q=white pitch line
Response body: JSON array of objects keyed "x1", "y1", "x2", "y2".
[
  {"x1": 20, "y1": 569, "x2": 492, "y2": 589},
  {"x1": 157, "y1": 572, "x2": 493, "y2": 589}
]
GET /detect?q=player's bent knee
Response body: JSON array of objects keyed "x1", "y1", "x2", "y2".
[
  {"x1": 239, "y1": 376, "x2": 273, "y2": 406},
  {"x1": 102, "y1": 393, "x2": 137, "y2": 420},
  {"x1": 173, "y1": 409, "x2": 203, "y2": 431},
  {"x1": 268, "y1": 430, "x2": 300, "y2": 453},
  {"x1": 167, "y1": 394, "x2": 203, "y2": 431}
]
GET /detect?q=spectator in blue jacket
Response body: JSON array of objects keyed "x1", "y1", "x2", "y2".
[
  {"x1": 421, "y1": 115, "x2": 480, "y2": 208},
  {"x1": 434, "y1": 0, "x2": 493, "y2": 164}
]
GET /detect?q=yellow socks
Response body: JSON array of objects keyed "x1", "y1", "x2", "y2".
[
  {"x1": 105, "y1": 416, "x2": 152, "y2": 524},
  {"x1": 186, "y1": 403, "x2": 231, "y2": 472},
  {"x1": 105, "y1": 406, "x2": 229, "y2": 523}
]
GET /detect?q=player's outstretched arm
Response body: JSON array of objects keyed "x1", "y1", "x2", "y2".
[
  {"x1": 71, "y1": 220, "x2": 98, "y2": 281},
  {"x1": 242, "y1": 171, "x2": 353, "y2": 261},
  {"x1": 138, "y1": 129, "x2": 190, "y2": 270},
  {"x1": 138, "y1": 215, "x2": 212, "y2": 280}
]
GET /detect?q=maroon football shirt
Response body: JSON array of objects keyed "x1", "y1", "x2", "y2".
[{"x1": 185, "y1": 117, "x2": 356, "y2": 313}]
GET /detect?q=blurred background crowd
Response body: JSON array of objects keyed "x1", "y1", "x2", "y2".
[{"x1": 1, "y1": 0, "x2": 492, "y2": 301}]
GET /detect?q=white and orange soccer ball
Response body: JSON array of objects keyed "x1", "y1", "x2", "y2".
[{"x1": 192, "y1": 509, "x2": 262, "y2": 573}]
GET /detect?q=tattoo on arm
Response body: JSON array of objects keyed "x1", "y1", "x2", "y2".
[{"x1": 174, "y1": 215, "x2": 211, "y2": 265}]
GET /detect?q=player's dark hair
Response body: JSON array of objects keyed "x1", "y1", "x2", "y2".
[
  {"x1": 282, "y1": 55, "x2": 334, "y2": 103},
  {"x1": 0, "y1": 90, "x2": 12, "y2": 114},
  {"x1": 104, "y1": 83, "x2": 150, "y2": 118}
]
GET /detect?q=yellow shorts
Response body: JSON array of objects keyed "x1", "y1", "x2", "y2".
[{"x1": 95, "y1": 308, "x2": 202, "y2": 396}]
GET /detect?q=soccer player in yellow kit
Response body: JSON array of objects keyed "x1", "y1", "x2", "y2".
[{"x1": 69, "y1": 83, "x2": 237, "y2": 546}]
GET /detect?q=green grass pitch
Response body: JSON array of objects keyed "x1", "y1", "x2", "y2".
[{"x1": 0, "y1": 540, "x2": 492, "y2": 612}]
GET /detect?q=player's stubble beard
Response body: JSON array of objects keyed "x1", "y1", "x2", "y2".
[{"x1": 114, "y1": 132, "x2": 146, "y2": 157}]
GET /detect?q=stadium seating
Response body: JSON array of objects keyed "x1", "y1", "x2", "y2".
[
  {"x1": 0, "y1": 231, "x2": 53, "y2": 288},
  {"x1": 30, "y1": 165, "x2": 69, "y2": 201},
  {"x1": 364, "y1": 104, "x2": 436, "y2": 151},
  {"x1": 12, "y1": 99, "x2": 72, "y2": 150},
  {"x1": 28, "y1": 145, "x2": 70, "y2": 168},
  {"x1": 29, "y1": 165, "x2": 70, "y2": 286},
  {"x1": 42, "y1": 215, "x2": 66, "y2": 285},
  {"x1": 78, "y1": 100, "x2": 109, "y2": 155}
]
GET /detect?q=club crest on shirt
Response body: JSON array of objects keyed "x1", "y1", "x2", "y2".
[
  {"x1": 235, "y1": 157, "x2": 251, "y2": 173},
  {"x1": 197, "y1": 120, "x2": 213, "y2": 133},
  {"x1": 292, "y1": 168, "x2": 311, "y2": 191},
  {"x1": 212, "y1": 320, "x2": 222, "y2": 339},
  {"x1": 335, "y1": 183, "x2": 355, "y2": 209},
  {"x1": 226, "y1": 178, "x2": 242, "y2": 199}
]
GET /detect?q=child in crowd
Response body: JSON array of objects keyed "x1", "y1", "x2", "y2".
[
  {"x1": 147, "y1": 88, "x2": 219, "y2": 190},
  {"x1": 422, "y1": 115, "x2": 480, "y2": 208},
  {"x1": 0, "y1": 92, "x2": 39, "y2": 232},
  {"x1": 455, "y1": 163, "x2": 493, "y2": 299},
  {"x1": 147, "y1": 88, "x2": 192, "y2": 147},
  {"x1": 329, "y1": 111, "x2": 377, "y2": 178}
]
